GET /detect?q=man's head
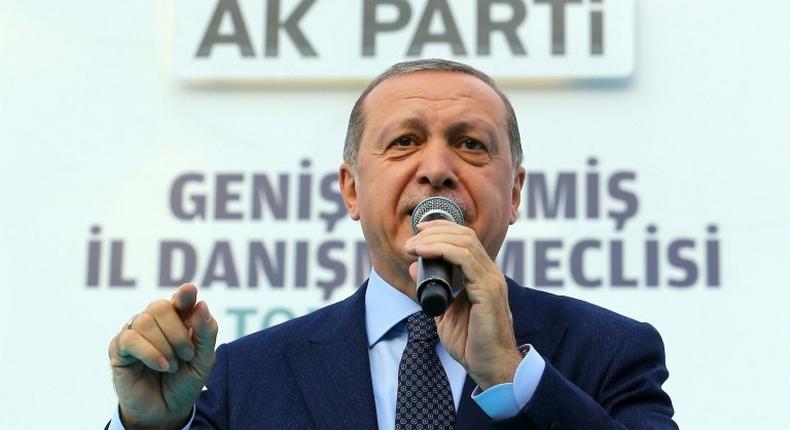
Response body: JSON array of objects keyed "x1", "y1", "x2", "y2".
[
  {"x1": 343, "y1": 59, "x2": 523, "y2": 170},
  {"x1": 338, "y1": 59, "x2": 526, "y2": 293}
]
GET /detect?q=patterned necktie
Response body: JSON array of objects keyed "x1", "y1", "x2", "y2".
[{"x1": 394, "y1": 311, "x2": 456, "y2": 430}]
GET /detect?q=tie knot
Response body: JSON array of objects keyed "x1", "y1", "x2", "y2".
[{"x1": 405, "y1": 311, "x2": 438, "y2": 343}]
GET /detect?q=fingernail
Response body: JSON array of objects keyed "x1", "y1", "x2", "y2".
[
  {"x1": 182, "y1": 348, "x2": 195, "y2": 361},
  {"x1": 157, "y1": 357, "x2": 170, "y2": 372}
]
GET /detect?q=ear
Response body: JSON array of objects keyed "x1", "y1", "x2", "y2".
[
  {"x1": 509, "y1": 165, "x2": 526, "y2": 224},
  {"x1": 338, "y1": 162, "x2": 360, "y2": 220}
]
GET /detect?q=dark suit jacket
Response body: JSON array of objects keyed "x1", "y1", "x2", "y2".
[{"x1": 183, "y1": 278, "x2": 677, "y2": 430}]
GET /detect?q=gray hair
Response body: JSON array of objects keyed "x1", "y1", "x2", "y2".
[{"x1": 343, "y1": 58, "x2": 523, "y2": 169}]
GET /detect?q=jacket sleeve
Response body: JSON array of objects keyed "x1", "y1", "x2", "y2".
[{"x1": 493, "y1": 323, "x2": 678, "y2": 430}]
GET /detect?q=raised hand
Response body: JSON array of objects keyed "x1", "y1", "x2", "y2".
[
  {"x1": 108, "y1": 283, "x2": 218, "y2": 430},
  {"x1": 405, "y1": 220, "x2": 523, "y2": 390}
]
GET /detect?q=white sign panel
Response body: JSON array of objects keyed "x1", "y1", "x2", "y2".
[{"x1": 175, "y1": 0, "x2": 635, "y2": 81}]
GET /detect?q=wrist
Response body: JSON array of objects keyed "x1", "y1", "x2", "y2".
[
  {"x1": 470, "y1": 348, "x2": 524, "y2": 391},
  {"x1": 119, "y1": 406, "x2": 191, "y2": 430}
]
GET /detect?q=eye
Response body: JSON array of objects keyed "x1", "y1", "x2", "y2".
[
  {"x1": 391, "y1": 135, "x2": 418, "y2": 147},
  {"x1": 459, "y1": 138, "x2": 487, "y2": 151}
]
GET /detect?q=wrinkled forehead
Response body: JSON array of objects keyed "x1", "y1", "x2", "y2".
[{"x1": 360, "y1": 71, "x2": 509, "y2": 130}]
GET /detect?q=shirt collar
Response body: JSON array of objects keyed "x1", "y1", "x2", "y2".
[{"x1": 365, "y1": 268, "x2": 422, "y2": 348}]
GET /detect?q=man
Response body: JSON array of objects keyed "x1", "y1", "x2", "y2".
[{"x1": 107, "y1": 59, "x2": 677, "y2": 429}]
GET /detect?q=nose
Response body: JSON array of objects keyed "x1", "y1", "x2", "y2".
[{"x1": 416, "y1": 141, "x2": 458, "y2": 190}]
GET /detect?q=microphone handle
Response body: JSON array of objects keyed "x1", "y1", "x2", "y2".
[{"x1": 416, "y1": 256, "x2": 453, "y2": 317}]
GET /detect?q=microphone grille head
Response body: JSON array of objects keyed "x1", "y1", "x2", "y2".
[{"x1": 411, "y1": 196, "x2": 464, "y2": 233}]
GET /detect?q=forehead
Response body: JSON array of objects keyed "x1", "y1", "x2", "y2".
[{"x1": 360, "y1": 71, "x2": 509, "y2": 128}]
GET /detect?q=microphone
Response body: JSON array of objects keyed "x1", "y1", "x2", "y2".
[{"x1": 410, "y1": 196, "x2": 465, "y2": 316}]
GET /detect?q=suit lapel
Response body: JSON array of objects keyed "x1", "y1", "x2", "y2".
[
  {"x1": 507, "y1": 278, "x2": 568, "y2": 364},
  {"x1": 283, "y1": 284, "x2": 378, "y2": 430}
]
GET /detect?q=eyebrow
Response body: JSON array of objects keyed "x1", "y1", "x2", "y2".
[
  {"x1": 392, "y1": 118, "x2": 428, "y2": 135},
  {"x1": 405, "y1": 118, "x2": 429, "y2": 133},
  {"x1": 375, "y1": 117, "x2": 428, "y2": 146}
]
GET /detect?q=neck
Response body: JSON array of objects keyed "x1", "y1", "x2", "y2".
[{"x1": 370, "y1": 258, "x2": 417, "y2": 300}]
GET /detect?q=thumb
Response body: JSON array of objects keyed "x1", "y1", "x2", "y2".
[
  {"x1": 409, "y1": 261, "x2": 418, "y2": 282},
  {"x1": 187, "y1": 301, "x2": 218, "y2": 374}
]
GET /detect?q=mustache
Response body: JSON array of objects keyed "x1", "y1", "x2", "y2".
[{"x1": 399, "y1": 192, "x2": 471, "y2": 221}]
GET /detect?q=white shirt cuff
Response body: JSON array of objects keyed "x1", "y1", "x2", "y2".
[
  {"x1": 470, "y1": 344, "x2": 546, "y2": 420},
  {"x1": 108, "y1": 404, "x2": 195, "y2": 430}
]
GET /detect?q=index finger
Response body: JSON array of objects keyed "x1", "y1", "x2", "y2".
[
  {"x1": 171, "y1": 283, "x2": 198, "y2": 316},
  {"x1": 415, "y1": 219, "x2": 466, "y2": 232}
]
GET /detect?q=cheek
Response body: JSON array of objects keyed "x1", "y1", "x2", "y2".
[
  {"x1": 474, "y1": 172, "x2": 513, "y2": 208},
  {"x1": 468, "y1": 174, "x2": 516, "y2": 232},
  {"x1": 355, "y1": 172, "x2": 401, "y2": 222}
]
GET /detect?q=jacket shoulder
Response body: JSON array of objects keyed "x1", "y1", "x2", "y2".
[
  {"x1": 222, "y1": 291, "x2": 359, "y2": 357},
  {"x1": 507, "y1": 279, "x2": 661, "y2": 343}
]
